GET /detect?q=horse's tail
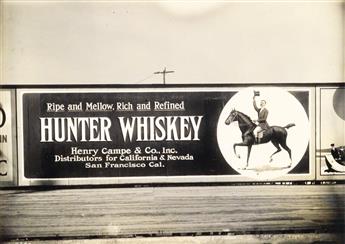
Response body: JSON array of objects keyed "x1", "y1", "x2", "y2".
[{"x1": 284, "y1": 123, "x2": 295, "y2": 129}]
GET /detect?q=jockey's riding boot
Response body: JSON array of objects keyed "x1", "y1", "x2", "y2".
[{"x1": 256, "y1": 137, "x2": 260, "y2": 144}]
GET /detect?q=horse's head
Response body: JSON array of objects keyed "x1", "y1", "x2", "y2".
[{"x1": 225, "y1": 109, "x2": 239, "y2": 125}]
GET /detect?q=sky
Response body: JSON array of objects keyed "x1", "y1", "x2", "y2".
[{"x1": 1, "y1": 1, "x2": 344, "y2": 85}]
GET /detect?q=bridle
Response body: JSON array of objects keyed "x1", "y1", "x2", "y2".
[{"x1": 229, "y1": 110, "x2": 238, "y2": 123}]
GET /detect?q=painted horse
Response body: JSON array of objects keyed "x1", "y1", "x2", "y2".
[{"x1": 225, "y1": 109, "x2": 295, "y2": 168}]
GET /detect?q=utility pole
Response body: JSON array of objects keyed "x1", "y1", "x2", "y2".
[{"x1": 154, "y1": 67, "x2": 174, "y2": 85}]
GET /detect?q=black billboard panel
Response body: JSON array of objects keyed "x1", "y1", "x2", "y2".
[{"x1": 17, "y1": 87, "x2": 315, "y2": 185}]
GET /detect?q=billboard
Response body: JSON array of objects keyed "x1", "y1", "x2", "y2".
[
  {"x1": 316, "y1": 87, "x2": 345, "y2": 180},
  {"x1": 17, "y1": 87, "x2": 315, "y2": 185},
  {"x1": 0, "y1": 90, "x2": 17, "y2": 186}
]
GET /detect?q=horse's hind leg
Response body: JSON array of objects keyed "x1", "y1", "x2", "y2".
[
  {"x1": 280, "y1": 140, "x2": 292, "y2": 166},
  {"x1": 247, "y1": 145, "x2": 252, "y2": 168},
  {"x1": 269, "y1": 140, "x2": 281, "y2": 162}
]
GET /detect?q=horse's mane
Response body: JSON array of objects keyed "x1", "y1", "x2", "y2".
[{"x1": 236, "y1": 110, "x2": 253, "y2": 124}]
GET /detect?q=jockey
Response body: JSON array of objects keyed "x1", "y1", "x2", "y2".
[
  {"x1": 252, "y1": 96, "x2": 269, "y2": 143},
  {"x1": 243, "y1": 94, "x2": 270, "y2": 143}
]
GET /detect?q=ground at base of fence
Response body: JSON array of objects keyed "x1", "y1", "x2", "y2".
[
  {"x1": 3, "y1": 233, "x2": 345, "y2": 244},
  {"x1": 0, "y1": 185, "x2": 344, "y2": 241}
]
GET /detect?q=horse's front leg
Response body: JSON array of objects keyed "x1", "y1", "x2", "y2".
[
  {"x1": 233, "y1": 142, "x2": 248, "y2": 159},
  {"x1": 233, "y1": 142, "x2": 250, "y2": 169}
]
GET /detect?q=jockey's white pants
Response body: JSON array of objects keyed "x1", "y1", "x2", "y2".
[{"x1": 253, "y1": 126, "x2": 263, "y2": 138}]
